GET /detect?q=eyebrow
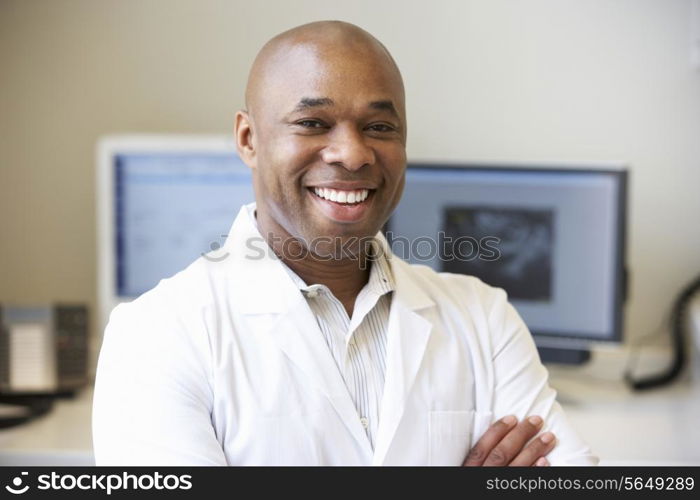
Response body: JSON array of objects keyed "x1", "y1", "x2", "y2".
[
  {"x1": 291, "y1": 97, "x2": 399, "y2": 118},
  {"x1": 368, "y1": 100, "x2": 399, "y2": 118},
  {"x1": 293, "y1": 97, "x2": 335, "y2": 112}
]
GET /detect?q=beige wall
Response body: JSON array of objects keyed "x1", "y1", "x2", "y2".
[{"x1": 1, "y1": 0, "x2": 699, "y2": 364}]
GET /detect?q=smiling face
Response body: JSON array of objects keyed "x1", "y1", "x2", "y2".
[{"x1": 236, "y1": 23, "x2": 407, "y2": 258}]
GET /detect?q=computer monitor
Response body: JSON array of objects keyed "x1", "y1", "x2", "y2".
[
  {"x1": 387, "y1": 164, "x2": 628, "y2": 363},
  {"x1": 96, "y1": 135, "x2": 253, "y2": 330}
]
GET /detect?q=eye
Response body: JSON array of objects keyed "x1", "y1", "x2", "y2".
[
  {"x1": 366, "y1": 123, "x2": 396, "y2": 133},
  {"x1": 296, "y1": 119, "x2": 327, "y2": 129}
]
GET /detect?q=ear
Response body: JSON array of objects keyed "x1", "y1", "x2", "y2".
[{"x1": 234, "y1": 110, "x2": 257, "y2": 169}]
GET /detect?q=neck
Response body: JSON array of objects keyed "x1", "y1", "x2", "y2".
[{"x1": 255, "y1": 208, "x2": 371, "y2": 316}]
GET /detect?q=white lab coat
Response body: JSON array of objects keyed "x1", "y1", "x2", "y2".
[{"x1": 92, "y1": 203, "x2": 598, "y2": 466}]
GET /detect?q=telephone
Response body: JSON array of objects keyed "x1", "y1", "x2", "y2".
[{"x1": 0, "y1": 304, "x2": 89, "y2": 428}]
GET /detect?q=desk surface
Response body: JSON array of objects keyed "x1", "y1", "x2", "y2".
[
  {"x1": 549, "y1": 373, "x2": 700, "y2": 465},
  {"x1": 1, "y1": 375, "x2": 698, "y2": 466}
]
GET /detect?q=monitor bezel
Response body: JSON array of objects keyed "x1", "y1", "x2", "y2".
[
  {"x1": 387, "y1": 162, "x2": 628, "y2": 345},
  {"x1": 96, "y1": 134, "x2": 237, "y2": 333}
]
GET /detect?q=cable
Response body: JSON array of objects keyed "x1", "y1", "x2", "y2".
[
  {"x1": 623, "y1": 307, "x2": 672, "y2": 382},
  {"x1": 625, "y1": 274, "x2": 700, "y2": 391}
]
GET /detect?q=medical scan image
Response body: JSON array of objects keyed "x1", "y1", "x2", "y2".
[{"x1": 441, "y1": 206, "x2": 555, "y2": 302}]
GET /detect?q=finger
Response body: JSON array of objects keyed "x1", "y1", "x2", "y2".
[
  {"x1": 482, "y1": 415, "x2": 544, "y2": 466},
  {"x1": 463, "y1": 415, "x2": 518, "y2": 466},
  {"x1": 535, "y1": 457, "x2": 550, "y2": 466},
  {"x1": 508, "y1": 431, "x2": 556, "y2": 466}
]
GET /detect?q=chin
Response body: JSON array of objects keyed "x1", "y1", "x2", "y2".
[{"x1": 299, "y1": 222, "x2": 376, "y2": 256}]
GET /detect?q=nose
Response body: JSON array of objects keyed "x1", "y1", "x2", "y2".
[{"x1": 320, "y1": 125, "x2": 376, "y2": 171}]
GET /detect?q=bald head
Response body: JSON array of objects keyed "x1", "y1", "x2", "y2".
[
  {"x1": 245, "y1": 21, "x2": 404, "y2": 117},
  {"x1": 234, "y1": 21, "x2": 408, "y2": 249}
]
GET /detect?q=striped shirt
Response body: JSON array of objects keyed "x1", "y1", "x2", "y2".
[{"x1": 280, "y1": 245, "x2": 394, "y2": 450}]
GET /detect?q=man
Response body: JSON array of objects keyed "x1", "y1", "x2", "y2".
[{"x1": 92, "y1": 21, "x2": 598, "y2": 466}]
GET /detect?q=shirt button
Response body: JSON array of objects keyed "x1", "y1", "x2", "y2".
[
  {"x1": 306, "y1": 290, "x2": 318, "y2": 298},
  {"x1": 360, "y1": 417, "x2": 369, "y2": 429}
]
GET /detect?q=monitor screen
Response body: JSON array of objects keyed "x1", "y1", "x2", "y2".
[
  {"x1": 387, "y1": 165, "x2": 627, "y2": 343},
  {"x1": 114, "y1": 152, "x2": 253, "y2": 297}
]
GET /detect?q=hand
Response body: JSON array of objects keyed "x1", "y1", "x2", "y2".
[{"x1": 463, "y1": 415, "x2": 556, "y2": 466}]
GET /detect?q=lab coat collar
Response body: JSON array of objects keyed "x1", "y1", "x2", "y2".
[
  {"x1": 223, "y1": 203, "x2": 303, "y2": 314},
  {"x1": 223, "y1": 202, "x2": 435, "y2": 315},
  {"x1": 224, "y1": 203, "x2": 437, "y2": 464}
]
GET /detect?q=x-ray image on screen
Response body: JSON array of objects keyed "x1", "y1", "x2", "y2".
[{"x1": 441, "y1": 206, "x2": 555, "y2": 301}]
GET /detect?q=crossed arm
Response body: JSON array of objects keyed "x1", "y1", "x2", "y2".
[{"x1": 460, "y1": 281, "x2": 598, "y2": 467}]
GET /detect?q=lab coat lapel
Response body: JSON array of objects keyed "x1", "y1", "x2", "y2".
[
  {"x1": 224, "y1": 204, "x2": 373, "y2": 459},
  {"x1": 266, "y1": 300, "x2": 374, "y2": 457},
  {"x1": 372, "y1": 250, "x2": 436, "y2": 465}
]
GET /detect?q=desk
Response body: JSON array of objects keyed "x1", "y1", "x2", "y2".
[
  {"x1": 548, "y1": 368, "x2": 700, "y2": 466},
  {"x1": 0, "y1": 376, "x2": 698, "y2": 466}
]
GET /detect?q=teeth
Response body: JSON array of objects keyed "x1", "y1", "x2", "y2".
[{"x1": 313, "y1": 187, "x2": 369, "y2": 204}]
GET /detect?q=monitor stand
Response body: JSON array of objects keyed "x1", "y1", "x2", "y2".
[{"x1": 537, "y1": 346, "x2": 591, "y2": 365}]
